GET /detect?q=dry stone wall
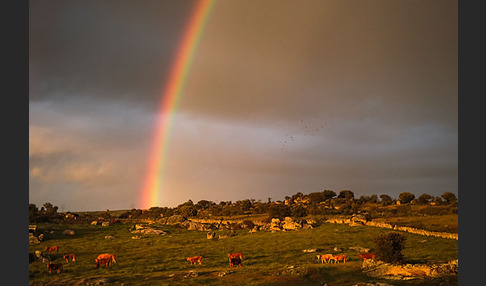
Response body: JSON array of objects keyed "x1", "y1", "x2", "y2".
[{"x1": 325, "y1": 217, "x2": 458, "y2": 240}]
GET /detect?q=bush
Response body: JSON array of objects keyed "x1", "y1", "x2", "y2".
[{"x1": 374, "y1": 232, "x2": 406, "y2": 264}]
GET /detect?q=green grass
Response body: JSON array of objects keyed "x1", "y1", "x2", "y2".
[{"x1": 29, "y1": 221, "x2": 458, "y2": 285}]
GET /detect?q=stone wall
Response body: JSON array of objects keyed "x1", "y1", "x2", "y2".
[{"x1": 325, "y1": 217, "x2": 458, "y2": 240}]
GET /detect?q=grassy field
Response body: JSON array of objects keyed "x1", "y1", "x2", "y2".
[{"x1": 29, "y1": 221, "x2": 458, "y2": 285}]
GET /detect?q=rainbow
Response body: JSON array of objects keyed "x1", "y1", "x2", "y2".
[{"x1": 139, "y1": 0, "x2": 216, "y2": 209}]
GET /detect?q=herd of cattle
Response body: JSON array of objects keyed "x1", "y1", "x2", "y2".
[
  {"x1": 40, "y1": 245, "x2": 117, "y2": 275},
  {"x1": 39, "y1": 245, "x2": 376, "y2": 275}
]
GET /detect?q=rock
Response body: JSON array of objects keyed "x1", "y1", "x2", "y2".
[
  {"x1": 35, "y1": 250, "x2": 42, "y2": 258},
  {"x1": 333, "y1": 247, "x2": 342, "y2": 252},
  {"x1": 132, "y1": 236, "x2": 142, "y2": 239},
  {"x1": 105, "y1": 235, "x2": 115, "y2": 239},
  {"x1": 131, "y1": 228, "x2": 167, "y2": 235},
  {"x1": 91, "y1": 221, "x2": 98, "y2": 225},
  {"x1": 135, "y1": 224, "x2": 145, "y2": 230},
  {"x1": 302, "y1": 249, "x2": 317, "y2": 253},
  {"x1": 63, "y1": 229, "x2": 75, "y2": 236},
  {"x1": 362, "y1": 259, "x2": 458, "y2": 279},
  {"x1": 207, "y1": 231, "x2": 216, "y2": 239},
  {"x1": 29, "y1": 225, "x2": 38, "y2": 233},
  {"x1": 101, "y1": 221, "x2": 110, "y2": 227},
  {"x1": 29, "y1": 233, "x2": 41, "y2": 244},
  {"x1": 184, "y1": 270, "x2": 198, "y2": 278},
  {"x1": 282, "y1": 217, "x2": 302, "y2": 230},
  {"x1": 349, "y1": 246, "x2": 370, "y2": 253},
  {"x1": 166, "y1": 215, "x2": 187, "y2": 225}
]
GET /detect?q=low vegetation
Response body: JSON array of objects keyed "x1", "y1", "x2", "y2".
[
  {"x1": 29, "y1": 219, "x2": 457, "y2": 285},
  {"x1": 29, "y1": 190, "x2": 458, "y2": 285}
]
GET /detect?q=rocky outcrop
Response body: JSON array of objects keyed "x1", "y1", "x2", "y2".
[
  {"x1": 362, "y1": 259, "x2": 458, "y2": 279},
  {"x1": 29, "y1": 233, "x2": 42, "y2": 244}
]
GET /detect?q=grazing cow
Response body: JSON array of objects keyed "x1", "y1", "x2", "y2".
[
  {"x1": 96, "y1": 253, "x2": 116, "y2": 264},
  {"x1": 331, "y1": 254, "x2": 347, "y2": 263},
  {"x1": 229, "y1": 257, "x2": 242, "y2": 268},
  {"x1": 95, "y1": 258, "x2": 112, "y2": 269},
  {"x1": 45, "y1": 246, "x2": 59, "y2": 253},
  {"x1": 228, "y1": 252, "x2": 243, "y2": 261},
  {"x1": 317, "y1": 254, "x2": 334, "y2": 263},
  {"x1": 187, "y1": 256, "x2": 203, "y2": 265},
  {"x1": 63, "y1": 254, "x2": 76, "y2": 263},
  {"x1": 47, "y1": 263, "x2": 62, "y2": 274},
  {"x1": 359, "y1": 253, "x2": 376, "y2": 261}
]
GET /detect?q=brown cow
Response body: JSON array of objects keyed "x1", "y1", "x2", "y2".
[
  {"x1": 95, "y1": 258, "x2": 112, "y2": 269},
  {"x1": 331, "y1": 254, "x2": 347, "y2": 263},
  {"x1": 359, "y1": 253, "x2": 376, "y2": 261},
  {"x1": 228, "y1": 252, "x2": 243, "y2": 261},
  {"x1": 96, "y1": 253, "x2": 116, "y2": 264},
  {"x1": 45, "y1": 246, "x2": 59, "y2": 253},
  {"x1": 47, "y1": 263, "x2": 62, "y2": 274},
  {"x1": 229, "y1": 257, "x2": 242, "y2": 268},
  {"x1": 187, "y1": 256, "x2": 203, "y2": 265},
  {"x1": 317, "y1": 254, "x2": 334, "y2": 263},
  {"x1": 63, "y1": 254, "x2": 76, "y2": 263}
]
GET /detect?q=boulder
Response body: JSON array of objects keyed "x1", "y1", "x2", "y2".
[
  {"x1": 131, "y1": 228, "x2": 167, "y2": 235},
  {"x1": 29, "y1": 233, "x2": 41, "y2": 244},
  {"x1": 207, "y1": 231, "x2": 216, "y2": 239},
  {"x1": 282, "y1": 217, "x2": 302, "y2": 230},
  {"x1": 349, "y1": 246, "x2": 370, "y2": 253},
  {"x1": 166, "y1": 215, "x2": 187, "y2": 225},
  {"x1": 63, "y1": 229, "x2": 75, "y2": 236}
]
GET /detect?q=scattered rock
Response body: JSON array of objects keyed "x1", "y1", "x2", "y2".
[
  {"x1": 349, "y1": 246, "x2": 370, "y2": 253},
  {"x1": 63, "y1": 229, "x2": 75, "y2": 236},
  {"x1": 282, "y1": 217, "x2": 302, "y2": 230},
  {"x1": 29, "y1": 233, "x2": 41, "y2": 244},
  {"x1": 131, "y1": 228, "x2": 167, "y2": 235},
  {"x1": 207, "y1": 231, "x2": 216, "y2": 239},
  {"x1": 184, "y1": 270, "x2": 198, "y2": 278}
]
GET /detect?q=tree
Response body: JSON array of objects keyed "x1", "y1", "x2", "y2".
[
  {"x1": 268, "y1": 204, "x2": 291, "y2": 219},
  {"x1": 29, "y1": 204, "x2": 39, "y2": 223},
  {"x1": 322, "y1": 190, "x2": 337, "y2": 201},
  {"x1": 291, "y1": 205, "x2": 308, "y2": 218},
  {"x1": 398, "y1": 192, "x2": 415, "y2": 204},
  {"x1": 374, "y1": 232, "x2": 406, "y2": 264},
  {"x1": 369, "y1": 194, "x2": 378, "y2": 204},
  {"x1": 380, "y1": 194, "x2": 393, "y2": 206},
  {"x1": 179, "y1": 205, "x2": 197, "y2": 217},
  {"x1": 441, "y1": 192, "x2": 457, "y2": 205},
  {"x1": 307, "y1": 192, "x2": 326, "y2": 204},
  {"x1": 417, "y1": 193, "x2": 432, "y2": 205},
  {"x1": 337, "y1": 190, "x2": 354, "y2": 200}
]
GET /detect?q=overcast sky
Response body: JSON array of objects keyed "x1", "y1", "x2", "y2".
[{"x1": 29, "y1": 0, "x2": 458, "y2": 212}]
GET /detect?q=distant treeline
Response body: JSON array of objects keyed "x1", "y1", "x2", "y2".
[{"x1": 29, "y1": 190, "x2": 457, "y2": 224}]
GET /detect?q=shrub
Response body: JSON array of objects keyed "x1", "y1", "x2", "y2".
[{"x1": 374, "y1": 232, "x2": 406, "y2": 264}]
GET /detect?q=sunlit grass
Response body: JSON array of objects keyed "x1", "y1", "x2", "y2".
[{"x1": 29, "y1": 221, "x2": 458, "y2": 285}]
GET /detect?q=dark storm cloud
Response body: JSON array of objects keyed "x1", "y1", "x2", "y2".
[
  {"x1": 29, "y1": 0, "x2": 457, "y2": 210},
  {"x1": 29, "y1": 0, "x2": 195, "y2": 106}
]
